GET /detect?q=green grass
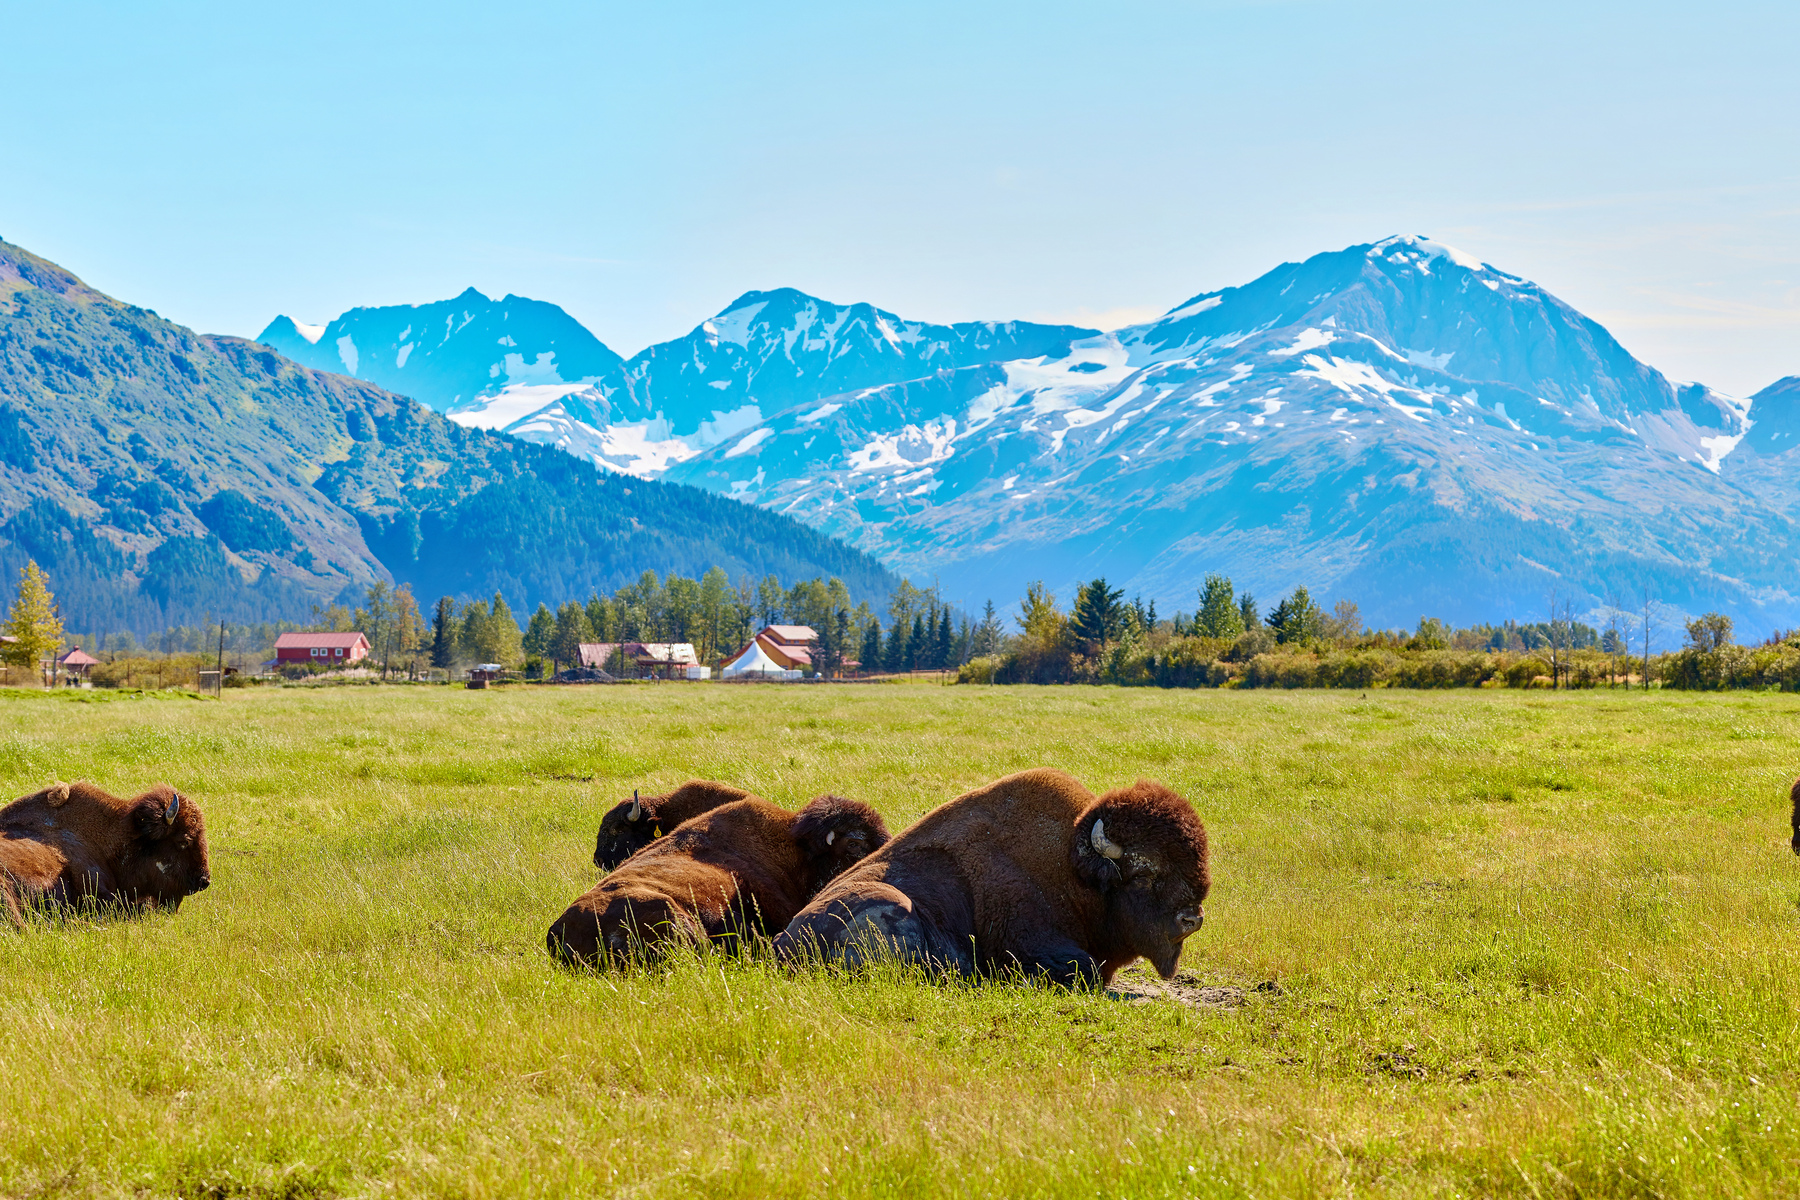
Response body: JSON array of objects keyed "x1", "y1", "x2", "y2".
[{"x1": 3, "y1": 683, "x2": 1799, "y2": 1198}]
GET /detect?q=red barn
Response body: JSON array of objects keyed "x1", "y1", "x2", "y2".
[{"x1": 275, "y1": 631, "x2": 372, "y2": 666}]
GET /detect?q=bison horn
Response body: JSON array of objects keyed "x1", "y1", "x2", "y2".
[
  {"x1": 627, "y1": 790, "x2": 643, "y2": 822},
  {"x1": 164, "y1": 792, "x2": 181, "y2": 824},
  {"x1": 1090, "y1": 817, "x2": 1123, "y2": 860},
  {"x1": 826, "y1": 830, "x2": 835, "y2": 846}
]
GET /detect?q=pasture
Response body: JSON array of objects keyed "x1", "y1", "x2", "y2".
[{"x1": 2, "y1": 682, "x2": 1798, "y2": 1199}]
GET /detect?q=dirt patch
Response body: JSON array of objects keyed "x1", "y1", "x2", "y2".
[{"x1": 1109, "y1": 969, "x2": 1278, "y2": 1009}]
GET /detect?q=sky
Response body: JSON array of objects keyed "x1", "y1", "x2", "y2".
[{"x1": 4, "y1": 0, "x2": 1796, "y2": 396}]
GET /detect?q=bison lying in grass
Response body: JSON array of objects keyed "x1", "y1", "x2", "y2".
[
  {"x1": 549, "y1": 794, "x2": 890, "y2": 966},
  {"x1": 592, "y1": 780, "x2": 753, "y2": 870},
  {"x1": 1, "y1": 781, "x2": 211, "y2": 926},
  {"x1": 773, "y1": 768, "x2": 1208, "y2": 988}
]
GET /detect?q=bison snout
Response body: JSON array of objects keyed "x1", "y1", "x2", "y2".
[
  {"x1": 190, "y1": 874, "x2": 211, "y2": 894},
  {"x1": 1175, "y1": 907, "x2": 1203, "y2": 935}
]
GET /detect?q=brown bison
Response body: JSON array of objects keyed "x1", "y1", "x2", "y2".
[
  {"x1": 549, "y1": 793, "x2": 890, "y2": 966},
  {"x1": 592, "y1": 780, "x2": 752, "y2": 870},
  {"x1": 773, "y1": 768, "x2": 1209, "y2": 988},
  {"x1": 1, "y1": 781, "x2": 211, "y2": 926},
  {"x1": 1791, "y1": 777, "x2": 1799, "y2": 855}
]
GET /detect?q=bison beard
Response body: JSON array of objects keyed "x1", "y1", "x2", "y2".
[
  {"x1": 592, "y1": 780, "x2": 754, "y2": 871},
  {"x1": 548, "y1": 793, "x2": 890, "y2": 966},
  {"x1": 773, "y1": 769, "x2": 1209, "y2": 988},
  {"x1": 1, "y1": 781, "x2": 212, "y2": 926}
]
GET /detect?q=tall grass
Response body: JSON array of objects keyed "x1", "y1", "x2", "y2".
[{"x1": 2, "y1": 684, "x2": 1798, "y2": 1197}]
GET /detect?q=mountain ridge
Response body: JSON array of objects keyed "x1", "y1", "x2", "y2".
[{"x1": 0, "y1": 239, "x2": 900, "y2": 634}]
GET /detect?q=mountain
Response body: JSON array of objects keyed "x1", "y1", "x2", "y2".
[
  {"x1": 261, "y1": 237, "x2": 1800, "y2": 631},
  {"x1": 0, "y1": 240, "x2": 899, "y2": 635},
  {"x1": 258, "y1": 289, "x2": 624, "y2": 414},
  {"x1": 660, "y1": 237, "x2": 1794, "y2": 629}
]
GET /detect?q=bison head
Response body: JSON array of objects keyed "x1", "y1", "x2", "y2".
[
  {"x1": 1072, "y1": 780, "x2": 1209, "y2": 979},
  {"x1": 118, "y1": 786, "x2": 211, "y2": 910},
  {"x1": 792, "y1": 794, "x2": 892, "y2": 890},
  {"x1": 593, "y1": 789, "x2": 663, "y2": 871}
]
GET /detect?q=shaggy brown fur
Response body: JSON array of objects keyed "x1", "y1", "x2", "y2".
[
  {"x1": 0, "y1": 781, "x2": 211, "y2": 926},
  {"x1": 773, "y1": 768, "x2": 1209, "y2": 987},
  {"x1": 592, "y1": 780, "x2": 754, "y2": 870},
  {"x1": 1790, "y1": 778, "x2": 1799, "y2": 855},
  {"x1": 549, "y1": 794, "x2": 890, "y2": 966}
]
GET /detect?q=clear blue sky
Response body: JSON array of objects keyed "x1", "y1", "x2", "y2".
[{"x1": 5, "y1": 0, "x2": 1795, "y2": 395}]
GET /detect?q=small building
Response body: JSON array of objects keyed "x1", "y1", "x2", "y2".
[
  {"x1": 467, "y1": 663, "x2": 505, "y2": 689},
  {"x1": 274, "y1": 631, "x2": 372, "y2": 667},
  {"x1": 578, "y1": 642, "x2": 700, "y2": 679},
  {"x1": 56, "y1": 647, "x2": 100, "y2": 686}
]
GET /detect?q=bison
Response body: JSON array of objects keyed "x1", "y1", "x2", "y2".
[
  {"x1": 592, "y1": 780, "x2": 753, "y2": 870},
  {"x1": 1791, "y1": 777, "x2": 1799, "y2": 855},
  {"x1": 773, "y1": 768, "x2": 1209, "y2": 988},
  {"x1": 549, "y1": 793, "x2": 891, "y2": 966},
  {"x1": 1, "y1": 781, "x2": 211, "y2": 926}
]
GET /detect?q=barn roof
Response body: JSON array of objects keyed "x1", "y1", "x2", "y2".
[
  {"x1": 759, "y1": 625, "x2": 818, "y2": 645},
  {"x1": 57, "y1": 648, "x2": 100, "y2": 666},
  {"x1": 275, "y1": 631, "x2": 371, "y2": 649}
]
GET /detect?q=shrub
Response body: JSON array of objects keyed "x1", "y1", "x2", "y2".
[{"x1": 956, "y1": 655, "x2": 1000, "y2": 685}]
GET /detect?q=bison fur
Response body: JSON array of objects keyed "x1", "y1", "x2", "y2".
[
  {"x1": 592, "y1": 780, "x2": 753, "y2": 870},
  {"x1": 773, "y1": 768, "x2": 1209, "y2": 988},
  {"x1": 1, "y1": 781, "x2": 211, "y2": 926},
  {"x1": 550, "y1": 793, "x2": 890, "y2": 966}
]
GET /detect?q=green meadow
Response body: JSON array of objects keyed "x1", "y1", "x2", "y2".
[{"x1": 3, "y1": 682, "x2": 1798, "y2": 1199}]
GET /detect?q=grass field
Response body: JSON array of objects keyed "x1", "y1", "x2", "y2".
[{"x1": 3, "y1": 682, "x2": 1799, "y2": 1199}]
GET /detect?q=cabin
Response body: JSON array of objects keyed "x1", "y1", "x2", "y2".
[
  {"x1": 55, "y1": 647, "x2": 99, "y2": 686},
  {"x1": 274, "y1": 631, "x2": 372, "y2": 667},
  {"x1": 577, "y1": 642, "x2": 700, "y2": 680}
]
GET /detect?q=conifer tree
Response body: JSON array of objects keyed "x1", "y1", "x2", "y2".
[
  {"x1": 431, "y1": 596, "x2": 456, "y2": 669},
  {"x1": 860, "y1": 619, "x2": 883, "y2": 675},
  {"x1": 523, "y1": 603, "x2": 555, "y2": 669},
  {"x1": 4, "y1": 561, "x2": 63, "y2": 686},
  {"x1": 551, "y1": 601, "x2": 593, "y2": 673}
]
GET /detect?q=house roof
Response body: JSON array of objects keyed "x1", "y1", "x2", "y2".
[
  {"x1": 579, "y1": 642, "x2": 698, "y2": 666},
  {"x1": 759, "y1": 625, "x2": 818, "y2": 645},
  {"x1": 275, "y1": 631, "x2": 371, "y2": 649},
  {"x1": 57, "y1": 648, "x2": 100, "y2": 666}
]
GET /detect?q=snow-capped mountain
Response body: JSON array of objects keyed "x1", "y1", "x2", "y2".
[
  {"x1": 259, "y1": 238, "x2": 1800, "y2": 628},
  {"x1": 429, "y1": 289, "x2": 1096, "y2": 475},
  {"x1": 258, "y1": 288, "x2": 623, "y2": 414}
]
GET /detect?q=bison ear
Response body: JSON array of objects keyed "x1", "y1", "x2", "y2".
[{"x1": 44, "y1": 781, "x2": 72, "y2": 808}]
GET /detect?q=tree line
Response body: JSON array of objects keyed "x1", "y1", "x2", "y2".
[{"x1": 957, "y1": 574, "x2": 1800, "y2": 692}]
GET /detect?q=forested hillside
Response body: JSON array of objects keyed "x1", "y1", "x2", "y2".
[{"x1": 0, "y1": 239, "x2": 898, "y2": 636}]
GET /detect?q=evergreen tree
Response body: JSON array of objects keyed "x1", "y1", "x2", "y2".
[
  {"x1": 551, "y1": 601, "x2": 593, "y2": 672},
  {"x1": 458, "y1": 600, "x2": 490, "y2": 663},
  {"x1": 485, "y1": 592, "x2": 524, "y2": 665},
  {"x1": 523, "y1": 603, "x2": 555, "y2": 667},
  {"x1": 1238, "y1": 592, "x2": 1261, "y2": 631},
  {"x1": 431, "y1": 596, "x2": 456, "y2": 669},
  {"x1": 814, "y1": 609, "x2": 842, "y2": 677},
  {"x1": 884, "y1": 617, "x2": 909, "y2": 672},
  {"x1": 1267, "y1": 586, "x2": 1325, "y2": 645},
  {"x1": 971, "y1": 600, "x2": 1003, "y2": 657},
  {"x1": 1071, "y1": 577, "x2": 1126, "y2": 651},
  {"x1": 1196, "y1": 574, "x2": 1244, "y2": 640},
  {"x1": 935, "y1": 608, "x2": 953, "y2": 668},
  {"x1": 4, "y1": 561, "x2": 63, "y2": 684},
  {"x1": 756, "y1": 574, "x2": 784, "y2": 628},
  {"x1": 907, "y1": 613, "x2": 926, "y2": 671},
  {"x1": 860, "y1": 619, "x2": 882, "y2": 675}
]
